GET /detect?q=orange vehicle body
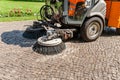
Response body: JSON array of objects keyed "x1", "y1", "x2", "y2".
[
  {"x1": 69, "y1": 0, "x2": 120, "y2": 28},
  {"x1": 68, "y1": 0, "x2": 85, "y2": 16},
  {"x1": 105, "y1": 0, "x2": 120, "y2": 28}
]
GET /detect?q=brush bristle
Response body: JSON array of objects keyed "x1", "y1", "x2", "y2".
[
  {"x1": 23, "y1": 30, "x2": 46, "y2": 39},
  {"x1": 32, "y1": 42, "x2": 66, "y2": 55}
]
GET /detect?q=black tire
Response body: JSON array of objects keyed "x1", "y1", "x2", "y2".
[
  {"x1": 81, "y1": 17, "x2": 103, "y2": 42},
  {"x1": 116, "y1": 28, "x2": 120, "y2": 35}
]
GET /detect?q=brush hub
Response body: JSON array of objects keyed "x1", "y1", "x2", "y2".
[{"x1": 37, "y1": 36, "x2": 62, "y2": 46}]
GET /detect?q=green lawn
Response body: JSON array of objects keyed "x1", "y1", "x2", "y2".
[
  {"x1": 0, "y1": 16, "x2": 36, "y2": 22},
  {"x1": 0, "y1": 0, "x2": 44, "y2": 22}
]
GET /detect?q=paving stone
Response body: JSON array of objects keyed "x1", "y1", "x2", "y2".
[{"x1": 0, "y1": 21, "x2": 120, "y2": 80}]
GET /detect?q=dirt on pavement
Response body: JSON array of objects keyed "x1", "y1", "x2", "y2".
[{"x1": 0, "y1": 21, "x2": 120, "y2": 80}]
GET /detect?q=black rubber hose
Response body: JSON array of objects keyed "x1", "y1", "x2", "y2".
[{"x1": 37, "y1": 5, "x2": 55, "y2": 21}]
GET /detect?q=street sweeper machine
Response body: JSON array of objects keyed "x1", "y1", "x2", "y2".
[{"x1": 23, "y1": 0, "x2": 120, "y2": 54}]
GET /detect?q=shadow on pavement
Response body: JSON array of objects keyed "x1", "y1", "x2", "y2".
[
  {"x1": 1, "y1": 30, "x2": 37, "y2": 47},
  {"x1": 1, "y1": 27, "x2": 119, "y2": 47},
  {"x1": 102, "y1": 27, "x2": 118, "y2": 36}
]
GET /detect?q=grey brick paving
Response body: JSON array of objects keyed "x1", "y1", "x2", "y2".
[{"x1": 0, "y1": 21, "x2": 120, "y2": 80}]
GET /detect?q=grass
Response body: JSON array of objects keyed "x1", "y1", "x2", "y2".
[
  {"x1": 0, "y1": 16, "x2": 36, "y2": 22},
  {"x1": 0, "y1": 0, "x2": 44, "y2": 22}
]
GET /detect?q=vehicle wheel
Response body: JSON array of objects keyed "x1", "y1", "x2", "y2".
[
  {"x1": 116, "y1": 28, "x2": 120, "y2": 35},
  {"x1": 81, "y1": 17, "x2": 103, "y2": 42}
]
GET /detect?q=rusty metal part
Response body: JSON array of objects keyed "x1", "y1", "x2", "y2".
[
  {"x1": 38, "y1": 21, "x2": 77, "y2": 41},
  {"x1": 55, "y1": 29, "x2": 77, "y2": 40}
]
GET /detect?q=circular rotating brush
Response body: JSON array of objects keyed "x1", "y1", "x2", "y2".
[
  {"x1": 23, "y1": 21, "x2": 47, "y2": 39},
  {"x1": 23, "y1": 4, "x2": 54, "y2": 39},
  {"x1": 23, "y1": 26, "x2": 46, "y2": 39},
  {"x1": 32, "y1": 36, "x2": 66, "y2": 55}
]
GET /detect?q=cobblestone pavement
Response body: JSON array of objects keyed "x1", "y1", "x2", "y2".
[{"x1": 0, "y1": 21, "x2": 120, "y2": 80}]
